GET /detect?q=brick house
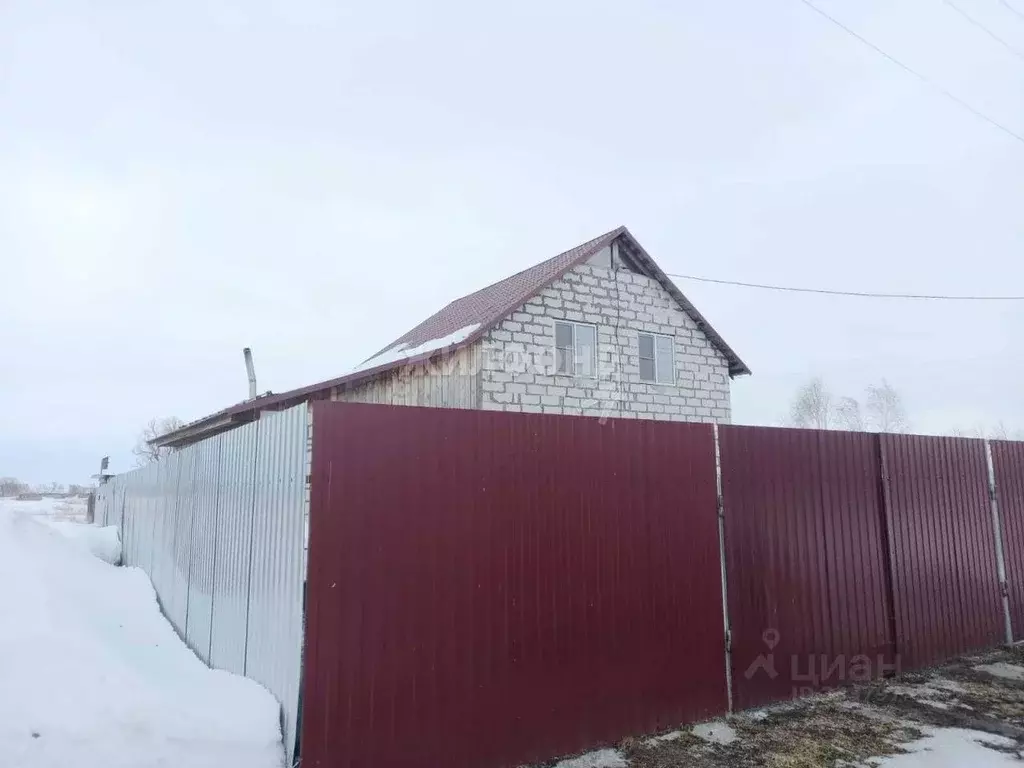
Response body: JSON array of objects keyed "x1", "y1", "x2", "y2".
[{"x1": 154, "y1": 226, "x2": 748, "y2": 449}]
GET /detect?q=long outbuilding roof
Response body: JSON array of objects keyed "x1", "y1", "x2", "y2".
[{"x1": 153, "y1": 226, "x2": 749, "y2": 447}]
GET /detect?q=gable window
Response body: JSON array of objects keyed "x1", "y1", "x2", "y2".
[
  {"x1": 554, "y1": 321, "x2": 597, "y2": 377},
  {"x1": 638, "y1": 332, "x2": 674, "y2": 384}
]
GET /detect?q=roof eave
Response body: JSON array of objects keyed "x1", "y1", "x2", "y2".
[
  {"x1": 149, "y1": 412, "x2": 243, "y2": 449},
  {"x1": 150, "y1": 341, "x2": 483, "y2": 447},
  {"x1": 615, "y1": 230, "x2": 751, "y2": 377}
]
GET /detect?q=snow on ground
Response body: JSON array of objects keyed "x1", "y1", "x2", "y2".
[
  {"x1": 642, "y1": 729, "x2": 684, "y2": 747},
  {"x1": 886, "y1": 683, "x2": 956, "y2": 711},
  {"x1": 45, "y1": 520, "x2": 122, "y2": 564},
  {"x1": 554, "y1": 748, "x2": 628, "y2": 768},
  {"x1": 0, "y1": 497, "x2": 284, "y2": 768},
  {"x1": 4, "y1": 496, "x2": 89, "y2": 522},
  {"x1": 871, "y1": 728, "x2": 1019, "y2": 767},
  {"x1": 974, "y1": 662, "x2": 1024, "y2": 682},
  {"x1": 691, "y1": 720, "x2": 738, "y2": 746}
]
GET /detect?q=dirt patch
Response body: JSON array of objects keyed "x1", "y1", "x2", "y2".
[
  {"x1": 875, "y1": 652, "x2": 1024, "y2": 738},
  {"x1": 622, "y1": 695, "x2": 920, "y2": 768},
  {"x1": 615, "y1": 649, "x2": 1024, "y2": 767}
]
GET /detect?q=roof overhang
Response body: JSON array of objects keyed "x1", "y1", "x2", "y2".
[{"x1": 614, "y1": 234, "x2": 751, "y2": 377}]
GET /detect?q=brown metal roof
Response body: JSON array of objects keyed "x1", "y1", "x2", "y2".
[{"x1": 152, "y1": 226, "x2": 749, "y2": 447}]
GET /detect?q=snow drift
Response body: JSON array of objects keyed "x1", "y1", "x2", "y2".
[
  {"x1": 45, "y1": 520, "x2": 122, "y2": 564},
  {"x1": 0, "y1": 507, "x2": 284, "y2": 768}
]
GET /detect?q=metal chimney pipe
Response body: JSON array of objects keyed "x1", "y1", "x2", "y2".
[{"x1": 243, "y1": 347, "x2": 257, "y2": 400}]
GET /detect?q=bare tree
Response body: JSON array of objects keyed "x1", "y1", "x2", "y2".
[
  {"x1": 952, "y1": 422, "x2": 1024, "y2": 440},
  {"x1": 788, "y1": 377, "x2": 911, "y2": 433},
  {"x1": 834, "y1": 396, "x2": 864, "y2": 431},
  {"x1": 865, "y1": 379, "x2": 909, "y2": 433},
  {"x1": 789, "y1": 378, "x2": 833, "y2": 429},
  {"x1": 132, "y1": 417, "x2": 185, "y2": 467},
  {"x1": 0, "y1": 477, "x2": 26, "y2": 497}
]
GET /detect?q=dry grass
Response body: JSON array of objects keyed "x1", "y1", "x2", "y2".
[
  {"x1": 554, "y1": 649, "x2": 1024, "y2": 767},
  {"x1": 622, "y1": 695, "x2": 920, "y2": 768}
]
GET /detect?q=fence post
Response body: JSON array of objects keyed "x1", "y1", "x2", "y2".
[
  {"x1": 713, "y1": 424, "x2": 734, "y2": 713},
  {"x1": 985, "y1": 440, "x2": 1014, "y2": 645}
]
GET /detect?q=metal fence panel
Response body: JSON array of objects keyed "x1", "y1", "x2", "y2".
[
  {"x1": 164, "y1": 448, "x2": 196, "y2": 636},
  {"x1": 882, "y1": 434, "x2": 1003, "y2": 670},
  {"x1": 112, "y1": 482, "x2": 126, "y2": 533},
  {"x1": 123, "y1": 463, "x2": 153, "y2": 569},
  {"x1": 209, "y1": 420, "x2": 259, "y2": 676},
  {"x1": 246, "y1": 403, "x2": 308, "y2": 764},
  {"x1": 119, "y1": 475, "x2": 134, "y2": 563},
  {"x1": 185, "y1": 435, "x2": 224, "y2": 664},
  {"x1": 148, "y1": 452, "x2": 179, "y2": 609},
  {"x1": 122, "y1": 471, "x2": 138, "y2": 567},
  {"x1": 302, "y1": 403, "x2": 726, "y2": 768},
  {"x1": 720, "y1": 426, "x2": 895, "y2": 710},
  {"x1": 93, "y1": 486, "x2": 107, "y2": 526},
  {"x1": 992, "y1": 441, "x2": 1024, "y2": 637},
  {"x1": 137, "y1": 461, "x2": 160, "y2": 574},
  {"x1": 95, "y1": 406, "x2": 307, "y2": 766},
  {"x1": 95, "y1": 483, "x2": 114, "y2": 526}
]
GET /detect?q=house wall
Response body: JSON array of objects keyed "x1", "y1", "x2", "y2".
[
  {"x1": 330, "y1": 343, "x2": 481, "y2": 408},
  {"x1": 478, "y1": 262, "x2": 732, "y2": 422}
]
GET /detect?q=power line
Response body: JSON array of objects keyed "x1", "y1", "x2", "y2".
[
  {"x1": 1001, "y1": 0, "x2": 1024, "y2": 22},
  {"x1": 942, "y1": 0, "x2": 1024, "y2": 63},
  {"x1": 666, "y1": 272, "x2": 1024, "y2": 301},
  {"x1": 797, "y1": 0, "x2": 1024, "y2": 146}
]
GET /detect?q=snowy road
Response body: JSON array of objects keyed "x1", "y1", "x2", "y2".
[{"x1": 0, "y1": 498, "x2": 284, "y2": 768}]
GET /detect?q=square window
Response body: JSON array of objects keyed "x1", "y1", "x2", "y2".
[
  {"x1": 554, "y1": 321, "x2": 598, "y2": 377},
  {"x1": 639, "y1": 332, "x2": 674, "y2": 384}
]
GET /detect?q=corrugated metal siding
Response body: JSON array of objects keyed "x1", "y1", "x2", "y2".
[
  {"x1": 991, "y1": 441, "x2": 1024, "y2": 637},
  {"x1": 167, "y1": 447, "x2": 195, "y2": 634},
  {"x1": 135, "y1": 462, "x2": 159, "y2": 573},
  {"x1": 302, "y1": 402, "x2": 726, "y2": 768},
  {"x1": 122, "y1": 462, "x2": 157, "y2": 571},
  {"x1": 97, "y1": 404, "x2": 308, "y2": 766},
  {"x1": 333, "y1": 343, "x2": 481, "y2": 409},
  {"x1": 882, "y1": 434, "x2": 1003, "y2": 670},
  {"x1": 209, "y1": 420, "x2": 259, "y2": 676},
  {"x1": 185, "y1": 435, "x2": 223, "y2": 664},
  {"x1": 245, "y1": 403, "x2": 307, "y2": 763},
  {"x1": 149, "y1": 451, "x2": 182, "y2": 609},
  {"x1": 720, "y1": 426, "x2": 895, "y2": 710}
]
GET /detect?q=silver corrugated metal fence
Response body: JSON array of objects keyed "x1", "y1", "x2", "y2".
[{"x1": 94, "y1": 404, "x2": 308, "y2": 765}]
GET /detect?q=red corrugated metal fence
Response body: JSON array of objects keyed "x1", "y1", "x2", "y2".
[
  {"x1": 302, "y1": 403, "x2": 727, "y2": 768},
  {"x1": 720, "y1": 426, "x2": 895, "y2": 710},
  {"x1": 881, "y1": 434, "x2": 1003, "y2": 670},
  {"x1": 992, "y1": 440, "x2": 1024, "y2": 635},
  {"x1": 300, "y1": 405, "x2": 1013, "y2": 766}
]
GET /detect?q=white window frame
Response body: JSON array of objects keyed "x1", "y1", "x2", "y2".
[
  {"x1": 553, "y1": 320, "x2": 598, "y2": 378},
  {"x1": 638, "y1": 331, "x2": 675, "y2": 385}
]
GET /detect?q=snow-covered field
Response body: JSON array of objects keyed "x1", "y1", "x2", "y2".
[{"x1": 0, "y1": 496, "x2": 285, "y2": 768}]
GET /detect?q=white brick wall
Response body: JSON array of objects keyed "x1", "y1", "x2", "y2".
[{"x1": 478, "y1": 263, "x2": 732, "y2": 423}]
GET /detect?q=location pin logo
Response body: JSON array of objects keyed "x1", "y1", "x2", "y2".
[{"x1": 762, "y1": 628, "x2": 780, "y2": 650}]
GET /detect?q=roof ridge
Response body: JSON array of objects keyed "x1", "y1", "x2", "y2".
[{"x1": 438, "y1": 225, "x2": 626, "y2": 313}]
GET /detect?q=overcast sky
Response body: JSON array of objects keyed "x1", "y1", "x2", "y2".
[{"x1": 3, "y1": 0, "x2": 1023, "y2": 484}]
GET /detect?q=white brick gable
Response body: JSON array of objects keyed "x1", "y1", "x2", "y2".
[{"x1": 478, "y1": 262, "x2": 731, "y2": 422}]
